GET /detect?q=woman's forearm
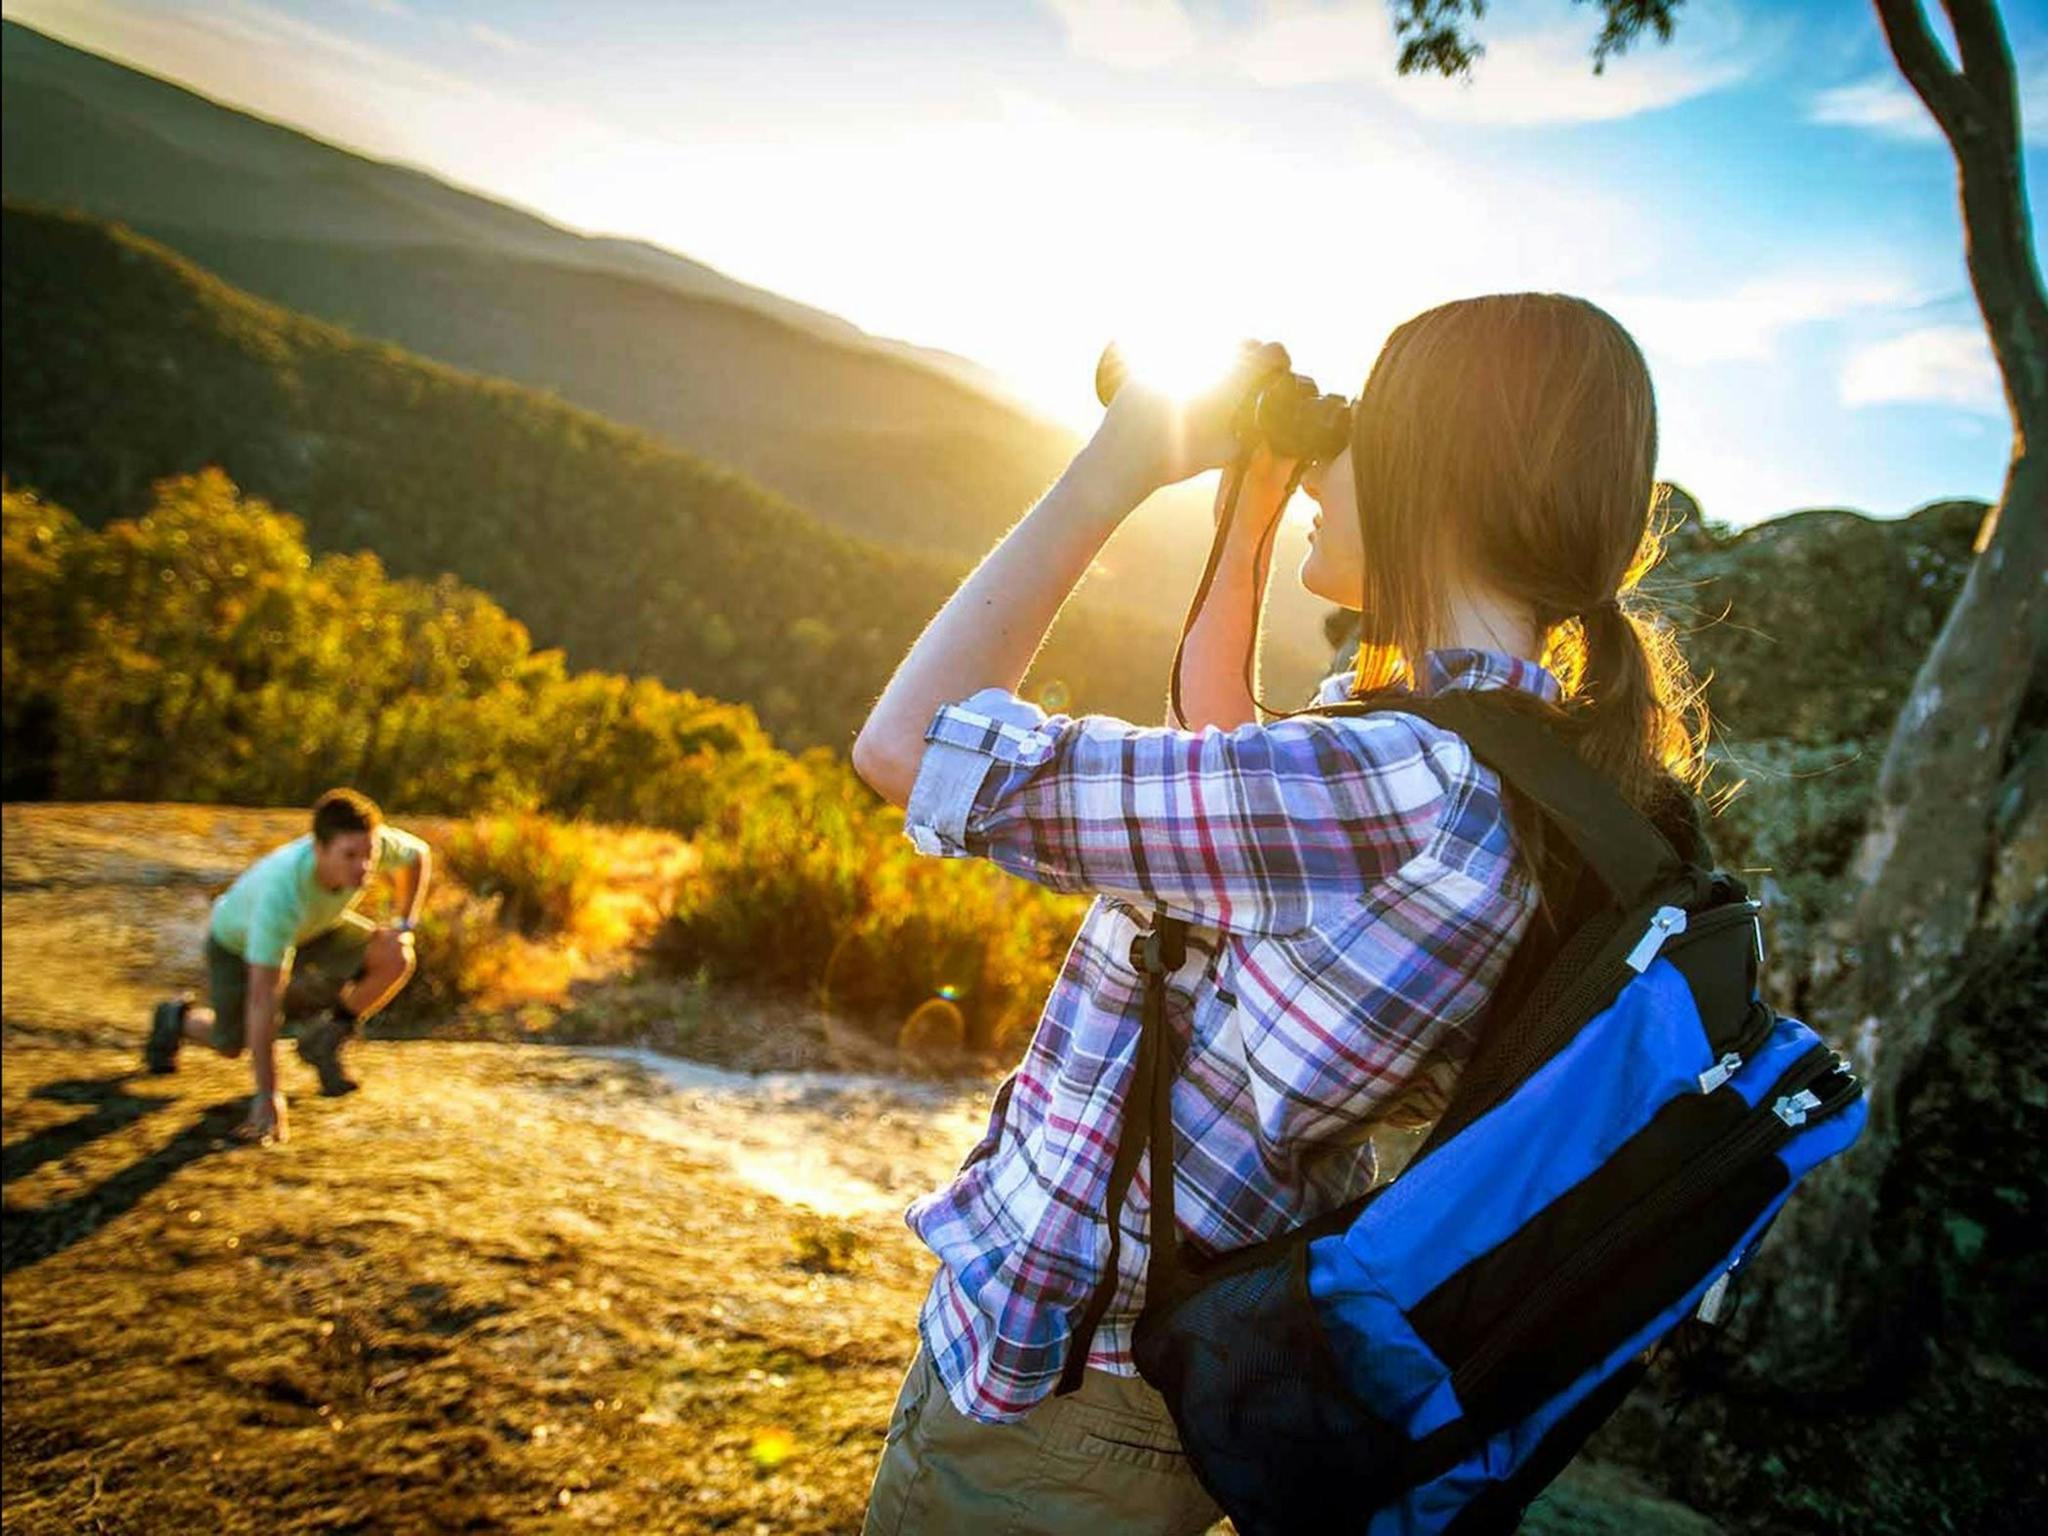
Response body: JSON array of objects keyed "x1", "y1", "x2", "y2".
[
  {"x1": 852, "y1": 443, "x2": 1145, "y2": 806},
  {"x1": 1173, "y1": 528, "x2": 1279, "y2": 732},
  {"x1": 1173, "y1": 464, "x2": 1295, "y2": 731}
]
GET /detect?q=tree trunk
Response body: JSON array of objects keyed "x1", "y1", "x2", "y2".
[{"x1": 1746, "y1": 0, "x2": 2046, "y2": 1381}]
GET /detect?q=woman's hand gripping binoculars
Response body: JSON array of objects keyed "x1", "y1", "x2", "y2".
[
  {"x1": 1088, "y1": 338, "x2": 1354, "y2": 728},
  {"x1": 1090, "y1": 339, "x2": 1353, "y2": 499}
]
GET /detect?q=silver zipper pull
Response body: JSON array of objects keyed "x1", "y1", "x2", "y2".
[
  {"x1": 1695, "y1": 1271, "x2": 1733, "y2": 1325},
  {"x1": 1773, "y1": 1088, "x2": 1823, "y2": 1127},
  {"x1": 1697, "y1": 1052, "x2": 1742, "y2": 1093},
  {"x1": 1624, "y1": 905, "x2": 1689, "y2": 973}
]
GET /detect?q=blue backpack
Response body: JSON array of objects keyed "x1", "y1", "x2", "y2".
[{"x1": 1063, "y1": 693, "x2": 1866, "y2": 1534}]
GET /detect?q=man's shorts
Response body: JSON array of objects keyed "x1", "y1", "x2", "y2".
[{"x1": 205, "y1": 912, "x2": 375, "y2": 1053}]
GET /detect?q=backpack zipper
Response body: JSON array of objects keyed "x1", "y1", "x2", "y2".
[
  {"x1": 1454, "y1": 899, "x2": 1764, "y2": 1131},
  {"x1": 1698, "y1": 999, "x2": 1781, "y2": 1093},
  {"x1": 1623, "y1": 905, "x2": 1690, "y2": 972},
  {"x1": 1452, "y1": 1042, "x2": 1856, "y2": 1407}
]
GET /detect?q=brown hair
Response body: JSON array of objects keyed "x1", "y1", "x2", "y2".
[
  {"x1": 1338, "y1": 293, "x2": 1708, "y2": 817},
  {"x1": 312, "y1": 787, "x2": 382, "y2": 844}
]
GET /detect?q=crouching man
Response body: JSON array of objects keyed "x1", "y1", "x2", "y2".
[{"x1": 145, "y1": 788, "x2": 431, "y2": 1143}]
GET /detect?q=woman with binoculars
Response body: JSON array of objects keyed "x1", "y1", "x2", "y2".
[{"x1": 851, "y1": 293, "x2": 1713, "y2": 1534}]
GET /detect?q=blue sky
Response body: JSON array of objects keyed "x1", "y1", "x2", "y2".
[{"x1": 7, "y1": 0, "x2": 2044, "y2": 525}]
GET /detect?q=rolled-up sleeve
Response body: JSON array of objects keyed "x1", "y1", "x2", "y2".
[
  {"x1": 903, "y1": 687, "x2": 1046, "y2": 858},
  {"x1": 901, "y1": 686, "x2": 1448, "y2": 939}
]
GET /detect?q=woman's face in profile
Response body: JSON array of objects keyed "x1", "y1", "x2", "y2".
[{"x1": 1299, "y1": 446, "x2": 1364, "y2": 610}]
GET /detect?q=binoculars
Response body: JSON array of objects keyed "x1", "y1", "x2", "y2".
[{"x1": 1094, "y1": 341, "x2": 1353, "y2": 464}]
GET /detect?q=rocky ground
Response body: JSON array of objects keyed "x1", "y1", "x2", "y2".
[{"x1": 2, "y1": 803, "x2": 1723, "y2": 1533}]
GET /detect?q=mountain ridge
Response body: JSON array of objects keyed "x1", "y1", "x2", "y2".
[
  {"x1": 0, "y1": 17, "x2": 1018, "y2": 402},
  {"x1": 0, "y1": 204, "x2": 1222, "y2": 751}
]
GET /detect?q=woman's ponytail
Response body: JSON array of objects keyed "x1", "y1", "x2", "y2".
[{"x1": 1552, "y1": 572, "x2": 1709, "y2": 819}]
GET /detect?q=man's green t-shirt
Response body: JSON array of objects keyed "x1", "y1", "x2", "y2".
[{"x1": 210, "y1": 825, "x2": 427, "y2": 968}]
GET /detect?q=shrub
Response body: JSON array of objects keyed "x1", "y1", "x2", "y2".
[
  {"x1": 654, "y1": 754, "x2": 1083, "y2": 1055},
  {"x1": 442, "y1": 816, "x2": 604, "y2": 937},
  {"x1": 375, "y1": 889, "x2": 520, "y2": 1029}
]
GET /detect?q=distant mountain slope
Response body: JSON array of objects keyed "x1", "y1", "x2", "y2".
[
  {"x1": 0, "y1": 206, "x2": 1198, "y2": 750},
  {"x1": 0, "y1": 18, "x2": 973, "y2": 384},
  {"x1": 0, "y1": 17, "x2": 1333, "y2": 689},
  {"x1": 149, "y1": 231, "x2": 1077, "y2": 562}
]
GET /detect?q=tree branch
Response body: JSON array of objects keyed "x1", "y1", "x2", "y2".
[
  {"x1": 1873, "y1": 0, "x2": 1978, "y2": 142},
  {"x1": 1943, "y1": 0, "x2": 2020, "y2": 138}
]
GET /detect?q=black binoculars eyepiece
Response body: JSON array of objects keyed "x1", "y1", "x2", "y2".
[{"x1": 1094, "y1": 341, "x2": 1353, "y2": 465}]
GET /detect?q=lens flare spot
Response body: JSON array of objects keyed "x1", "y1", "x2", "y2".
[
  {"x1": 750, "y1": 1428, "x2": 797, "y2": 1471},
  {"x1": 1039, "y1": 680, "x2": 1071, "y2": 712},
  {"x1": 899, "y1": 996, "x2": 966, "y2": 1053}
]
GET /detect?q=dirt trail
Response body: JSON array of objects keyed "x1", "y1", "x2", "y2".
[{"x1": 1, "y1": 805, "x2": 1720, "y2": 1534}]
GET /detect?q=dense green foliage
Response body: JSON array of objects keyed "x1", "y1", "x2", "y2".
[
  {"x1": 0, "y1": 205, "x2": 1191, "y2": 750},
  {"x1": 0, "y1": 473, "x2": 777, "y2": 821}
]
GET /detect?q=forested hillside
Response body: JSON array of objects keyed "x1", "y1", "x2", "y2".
[
  {"x1": 0, "y1": 18, "x2": 1334, "y2": 683},
  {"x1": 137, "y1": 230, "x2": 1087, "y2": 567},
  {"x1": 0, "y1": 206, "x2": 1215, "y2": 749}
]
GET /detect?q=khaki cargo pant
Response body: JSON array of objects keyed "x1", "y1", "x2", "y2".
[
  {"x1": 860, "y1": 1347, "x2": 1224, "y2": 1536},
  {"x1": 204, "y1": 912, "x2": 374, "y2": 1052}
]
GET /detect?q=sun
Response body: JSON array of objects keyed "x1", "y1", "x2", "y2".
[{"x1": 1101, "y1": 327, "x2": 1259, "y2": 405}]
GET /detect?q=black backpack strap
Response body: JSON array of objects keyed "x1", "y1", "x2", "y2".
[
  {"x1": 1059, "y1": 917, "x2": 1187, "y2": 1395},
  {"x1": 1317, "y1": 694, "x2": 1692, "y2": 905}
]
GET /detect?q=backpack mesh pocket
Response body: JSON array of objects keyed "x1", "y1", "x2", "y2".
[{"x1": 1133, "y1": 1234, "x2": 1406, "y2": 1534}]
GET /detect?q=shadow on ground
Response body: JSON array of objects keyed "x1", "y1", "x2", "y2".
[{"x1": 3, "y1": 1072, "x2": 247, "y2": 1274}]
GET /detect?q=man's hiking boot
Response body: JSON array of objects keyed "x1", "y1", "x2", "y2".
[
  {"x1": 145, "y1": 997, "x2": 189, "y2": 1074},
  {"x1": 294, "y1": 1013, "x2": 360, "y2": 1098}
]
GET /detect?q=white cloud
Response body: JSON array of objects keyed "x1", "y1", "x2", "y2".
[
  {"x1": 1614, "y1": 272, "x2": 1919, "y2": 367},
  {"x1": 1042, "y1": 0, "x2": 1198, "y2": 71},
  {"x1": 1042, "y1": 0, "x2": 1763, "y2": 124},
  {"x1": 1842, "y1": 325, "x2": 2004, "y2": 413},
  {"x1": 1237, "y1": 3, "x2": 1399, "y2": 88},
  {"x1": 1383, "y1": 8, "x2": 1762, "y2": 126},
  {"x1": 463, "y1": 22, "x2": 529, "y2": 58},
  {"x1": 1809, "y1": 76, "x2": 1936, "y2": 139},
  {"x1": 1810, "y1": 53, "x2": 2048, "y2": 146}
]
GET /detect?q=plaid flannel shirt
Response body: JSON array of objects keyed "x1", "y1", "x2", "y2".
[{"x1": 900, "y1": 646, "x2": 1561, "y2": 1423}]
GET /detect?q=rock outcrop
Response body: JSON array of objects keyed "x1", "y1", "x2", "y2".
[{"x1": 1324, "y1": 493, "x2": 1995, "y2": 1004}]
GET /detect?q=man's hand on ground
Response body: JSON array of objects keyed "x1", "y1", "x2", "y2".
[{"x1": 233, "y1": 1089, "x2": 289, "y2": 1145}]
